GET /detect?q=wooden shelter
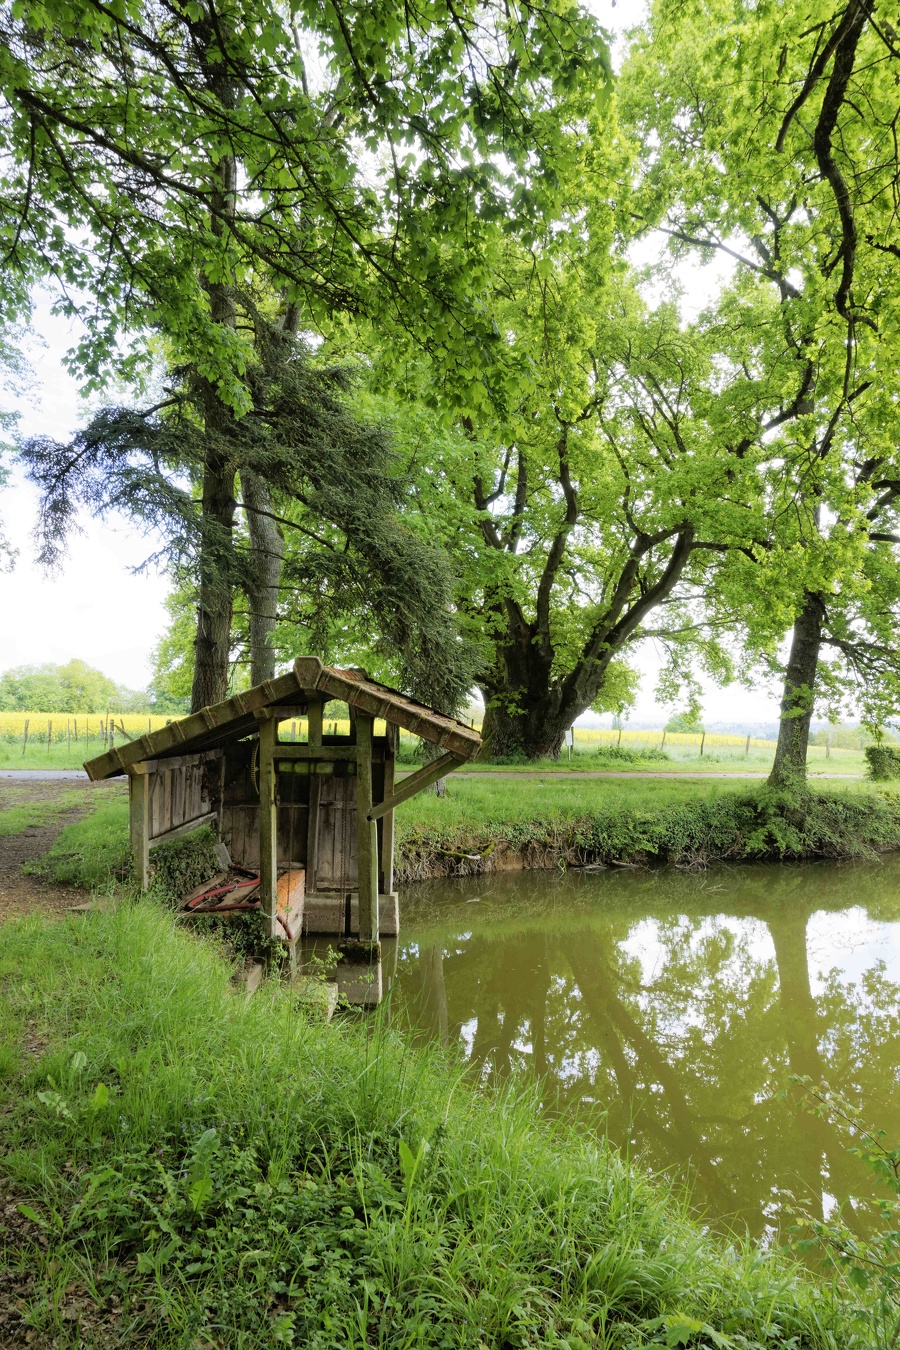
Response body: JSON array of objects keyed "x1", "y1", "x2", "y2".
[{"x1": 84, "y1": 657, "x2": 481, "y2": 948}]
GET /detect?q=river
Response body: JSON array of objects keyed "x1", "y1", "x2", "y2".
[{"x1": 374, "y1": 860, "x2": 900, "y2": 1241}]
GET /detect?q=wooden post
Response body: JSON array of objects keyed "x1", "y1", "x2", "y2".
[
  {"x1": 305, "y1": 697, "x2": 323, "y2": 893},
  {"x1": 355, "y1": 713, "x2": 379, "y2": 943},
  {"x1": 22, "y1": 719, "x2": 28, "y2": 757},
  {"x1": 128, "y1": 767, "x2": 151, "y2": 891},
  {"x1": 258, "y1": 716, "x2": 279, "y2": 939},
  {"x1": 700, "y1": 732, "x2": 706, "y2": 758},
  {"x1": 381, "y1": 724, "x2": 396, "y2": 895},
  {"x1": 47, "y1": 720, "x2": 52, "y2": 754},
  {"x1": 745, "y1": 734, "x2": 750, "y2": 758}
]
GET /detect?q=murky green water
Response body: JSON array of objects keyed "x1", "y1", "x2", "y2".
[{"x1": 384, "y1": 861, "x2": 900, "y2": 1240}]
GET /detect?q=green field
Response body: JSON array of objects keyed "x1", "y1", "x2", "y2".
[{"x1": 0, "y1": 738, "x2": 870, "y2": 777}]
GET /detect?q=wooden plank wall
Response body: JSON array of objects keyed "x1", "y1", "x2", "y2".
[
  {"x1": 219, "y1": 740, "x2": 311, "y2": 869},
  {"x1": 217, "y1": 735, "x2": 387, "y2": 883},
  {"x1": 312, "y1": 757, "x2": 385, "y2": 893},
  {"x1": 147, "y1": 756, "x2": 214, "y2": 843}
]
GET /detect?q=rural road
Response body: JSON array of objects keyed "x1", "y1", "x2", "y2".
[{"x1": 0, "y1": 770, "x2": 88, "y2": 780}]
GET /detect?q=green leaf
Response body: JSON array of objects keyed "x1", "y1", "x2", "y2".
[{"x1": 89, "y1": 1082, "x2": 109, "y2": 1112}]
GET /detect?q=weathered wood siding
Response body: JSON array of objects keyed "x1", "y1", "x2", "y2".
[
  {"x1": 214, "y1": 735, "x2": 387, "y2": 884},
  {"x1": 219, "y1": 740, "x2": 311, "y2": 869},
  {"x1": 147, "y1": 755, "x2": 215, "y2": 844},
  {"x1": 312, "y1": 757, "x2": 386, "y2": 892}
]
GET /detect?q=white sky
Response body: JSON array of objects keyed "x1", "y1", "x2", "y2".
[{"x1": 0, "y1": 0, "x2": 784, "y2": 722}]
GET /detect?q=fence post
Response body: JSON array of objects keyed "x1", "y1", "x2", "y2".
[
  {"x1": 700, "y1": 732, "x2": 706, "y2": 758},
  {"x1": 661, "y1": 730, "x2": 667, "y2": 749},
  {"x1": 47, "y1": 719, "x2": 52, "y2": 754},
  {"x1": 617, "y1": 726, "x2": 623, "y2": 746},
  {"x1": 745, "y1": 734, "x2": 750, "y2": 758},
  {"x1": 22, "y1": 719, "x2": 29, "y2": 757}
]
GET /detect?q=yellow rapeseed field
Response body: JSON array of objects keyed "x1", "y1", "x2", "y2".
[
  {"x1": 0, "y1": 712, "x2": 778, "y2": 751},
  {"x1": 0, "y1": 712, "x2": 173, "y2": 746}
]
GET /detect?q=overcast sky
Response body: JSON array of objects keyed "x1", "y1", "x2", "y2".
[{"x1": 0, "y1": 0, "x2": 786, "y2": 725}]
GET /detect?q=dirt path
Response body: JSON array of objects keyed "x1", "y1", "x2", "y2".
[{"x1": 0, "y1": 779, "x2": 124, "y2": 922}]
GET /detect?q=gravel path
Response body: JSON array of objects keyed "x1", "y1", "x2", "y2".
[
  {"x1": 0, "y1": 779, "x2": 123, "y2": 922},
  {"x1": 0, "y1": 769, "x2": 89, "y2": 780}
]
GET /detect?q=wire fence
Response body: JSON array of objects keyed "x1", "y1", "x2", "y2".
[
  {"x1": 0, "y1": 712, "x2": 780, "y2": 755},
  {"x1": 0, "y1": 712, "x2": 173, "y2": 752}
]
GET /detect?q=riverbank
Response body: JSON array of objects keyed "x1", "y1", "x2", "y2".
[
  {"x1": 0, "y1": 899, "x2": 870, "y2": 1346},
  {"x1": 22, "y1": 778, "x2": 900, "y2": 891},
  {"x1": 394, "y1": 779, "x2": 900, "y2": 880}
]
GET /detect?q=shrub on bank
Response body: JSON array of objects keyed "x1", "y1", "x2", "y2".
[
  {"x1": 865, "y1": 745, "x2": 900, "y2": 781},
  {"x1": 396, "y1": 786, "x2": 900, "y2": 879},
  {"x1": 0, "y1": 903, "x2": 868, "y2": 1347}
]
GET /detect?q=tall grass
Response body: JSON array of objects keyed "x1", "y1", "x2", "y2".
[{"x1": 0, "y1": 902, "x2": 867, "y2": 1347}]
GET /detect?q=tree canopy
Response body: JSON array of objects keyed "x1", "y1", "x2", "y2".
[
  {"x1": 0, "y1": 658, "x2": 149, "y2": 712},
  {"x1": 6, "y1": 0, "x2": 900, "y2": 768}
]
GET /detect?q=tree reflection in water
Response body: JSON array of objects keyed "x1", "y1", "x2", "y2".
[{"x1": 390, "y1": 862, "x2": 900, "y2": 1240}]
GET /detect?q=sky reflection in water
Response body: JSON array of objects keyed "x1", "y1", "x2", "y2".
[{"x1": 383, "y1": 860, "x2": 900, "y2": 1240}]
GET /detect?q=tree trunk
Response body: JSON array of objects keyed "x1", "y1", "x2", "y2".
[
  {"x1": 477, "y1": 528, "x2": 696, "y2": 761},
  {"x1": 767, "y1": 591, "x2": 825, "y2": 789},
  {"x1": 191, "y1": 376, "x2": 236, "y2": 711},
  {"x1": 242, "y1": 469, "x2": 284, "y2": 685},
  {"x1": 480, "y1": 697, "x2": 569, "y2": 760},
  {"x1": 190, "y1": 52, "x2": 238, "y2": 714}
]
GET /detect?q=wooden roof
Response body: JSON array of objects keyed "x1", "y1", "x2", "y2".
[{"x1": 84, "y1": 656, "x2": 482, "y2": 780}]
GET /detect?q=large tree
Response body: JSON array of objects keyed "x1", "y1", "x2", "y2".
[
  {"x1": 622, "y1": 0, "x2": 900, "y2": 786},
  {"x1": 371, "y1": 262, "x2": 782, "y2": 758},
  {"x1": 2, "y1": 0, "x2": 611, "y2": 707},
  {"x1": 20, "y1": 317, "x2": 477, "y2": 710}
]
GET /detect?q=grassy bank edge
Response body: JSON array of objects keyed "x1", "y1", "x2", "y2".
[
  {"x1": 31, "y1": 783, "x2": 900, "y2": 891},
  {"x1": 0, "y1": 900, "x2": 869, "y2": 1348}
]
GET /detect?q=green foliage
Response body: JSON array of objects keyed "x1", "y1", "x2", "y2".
[
  {"x1": 396, "y1": 784, "x2": 900, "y2": 879},
  {"x1": 865, "y1": 746, "x2": 900, "y2": 782},
  {"x1": 148, "y1": 827, "x2": 221, "y2": 908},
  {"x1": 0, "y1": 0, "x2": 611, "y2": 403},
  {"x1": 619, "y1": 0, "x2": 900, "y2": 738},
  {"x1": 665, "y1": 712, "x2": 705, "y2": 735},
  {"x1": 0, "y1": 902, "x2": 865, "y2": 1346},
  {"x1": 0, "y1": 659, "x2": 146, "y2": 713},
  {"x1": 789, "y1": 1085, "x2": 900, "y2": 1349}
]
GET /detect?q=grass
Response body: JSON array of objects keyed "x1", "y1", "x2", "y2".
[
  {"x1": 32, "y1": 794, "x2": 131, "y2": 888},
  {"x1": 0, "y1": 787, "x2": 91, "y2": 837},
  {"x1": 35, "y1": 776, "x2": 900, "y2": 900},
  {"x1": 394, "y1": 778, "x2": 900, "y2": 880},
  {"x1": 0, "y1": 742, "x2": 101, "y2": 771},
  {"x1": 448, "y1": 746, "x2": 867, "y2": 775},
  {"x1": 0, "y1": 736, "x2": 870, "y2": 776},
  {"x1": 0, "y1": 899, "x2": 874, "y2": 1348},
  {"x1": 398, "y1": 776, "x2": 750, "y2": 829}
]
